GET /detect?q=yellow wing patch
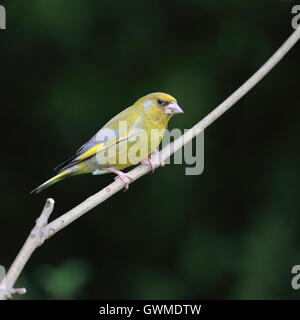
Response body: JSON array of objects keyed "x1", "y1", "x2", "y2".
[
  {"x1": 77, "y1": 142, "x2": 105, "y2": 161},
  {"x1": 76, "y1": 109, "x2": 143, "y2": 162}
]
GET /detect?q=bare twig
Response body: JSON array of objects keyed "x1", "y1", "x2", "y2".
[
  {"x1": 0, "y1": 199, "x2": 54, "y2": 300},
  {"x1": 1, "y1": 26, "x2": 299, "y2": 300},
  {"x1": 0, "y1": 288, "x2": 27, "y2": 300}
]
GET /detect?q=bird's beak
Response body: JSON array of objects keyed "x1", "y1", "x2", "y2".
[{"x1": 164, "y1": 102, "x2": 184, "y2": 115}]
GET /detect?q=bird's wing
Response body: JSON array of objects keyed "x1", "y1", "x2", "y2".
[{"x1": 56, "y1": 107, "x2": 143, "y2": 171}]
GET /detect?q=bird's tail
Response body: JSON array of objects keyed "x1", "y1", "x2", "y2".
[{"x1": 31, "y1": 169, "x2": 73, "y2": 194}]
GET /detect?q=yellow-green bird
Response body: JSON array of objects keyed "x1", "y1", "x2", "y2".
[{"x1": 32, "y1": 92, "x2": 183, "y2": 193}]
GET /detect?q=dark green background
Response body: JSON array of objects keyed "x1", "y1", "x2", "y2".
[{"x1": 1, "y1": 0, "x2": 300, "y2": 299}]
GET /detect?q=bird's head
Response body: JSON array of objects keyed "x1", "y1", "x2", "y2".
[{"x1": 137, "y1": 92, "x2": 183, "y2": 122}]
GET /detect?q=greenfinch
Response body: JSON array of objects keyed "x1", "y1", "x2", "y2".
[{"x1": 32, "y1": 92, "x2": 183, "y2": 193}]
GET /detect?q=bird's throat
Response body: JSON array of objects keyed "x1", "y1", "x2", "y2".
[{"x1": 144, "y1": 107, "x2": 171, "y2": 128}]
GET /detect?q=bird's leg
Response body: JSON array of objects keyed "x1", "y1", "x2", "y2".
[
  {"x1": 140, "y1": 155, "x2": 155, "y2": 173},
  {"x1": 141, "y1": 149, "x2": 164, "y2": 172},
  {"x1": 105, "y1": 168, "x2": 133, "y2": 190}
]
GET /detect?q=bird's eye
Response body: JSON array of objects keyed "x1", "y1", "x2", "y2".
[{"x1": 157, "y1": 99, "x2": 163, "y2": 105}]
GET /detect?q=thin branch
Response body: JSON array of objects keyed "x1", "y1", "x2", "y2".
[
  {"x1": 0, "y1": 287, "x2": 26, "y2": 300},
  {"x1": 0, "y1": 199, "x2": 55, "y2": 300},
  {"x1": 1, "y1": 26, "x2": 299, "y2": 300}
]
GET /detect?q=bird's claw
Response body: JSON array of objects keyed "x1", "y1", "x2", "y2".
[
  {"x1": 114, "y1": 172, "x2": 133, "y2": 190},
  {"x1": 106, "y1": 168, "x2": 133, "y2": 190},
  {"x1": 141, "y1": 156, "x2": 155, "y2": 173}
]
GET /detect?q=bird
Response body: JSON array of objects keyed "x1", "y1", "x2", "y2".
[{"x1": 31, "y1": 92, "x2": 183, "y2": 193}]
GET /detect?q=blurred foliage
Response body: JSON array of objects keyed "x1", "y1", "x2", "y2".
[
  {"x1": 35, "y1": 259, "x2": 92, "y2": 299},
  {"x1": 0, "y1": 0, "x2": 300, "y2": 299}
]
